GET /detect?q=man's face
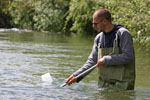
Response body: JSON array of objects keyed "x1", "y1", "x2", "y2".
[{"x1": 92, "y1": 14, "x2": 105, "y2": 32}]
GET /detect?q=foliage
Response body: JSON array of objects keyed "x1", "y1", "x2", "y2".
[
  {"x1": 32, "y1": 0, "x2": 70, "y2": 31},
  {"x1": 8, "y1": 0, "x2": 70, "y2": 31},
  {"x1": 1, "y1": 0, "x2": 150, "y2": 46},
  {"x1": 65, "y1": 0, "x2": 150, "y2": 35},
  {"x1": 8, "y1": 0, "x2": 34, "y2": 29},
  {"x1": 64, "y1": 0, "x2": 95, "y2": 35},
  {"x1": 65, "y1": 0, "x2": 150, "y2": 46},
  {"x1": 0, "y1": 0, "x2": 12, "y2": 28}
]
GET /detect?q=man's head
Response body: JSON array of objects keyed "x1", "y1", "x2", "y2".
[{"x1": 92, "y1": 8, "x2": 112, "y2": 32}]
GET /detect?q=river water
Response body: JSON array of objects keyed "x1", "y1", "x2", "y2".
[{"x1": 0, "y1": 29, "x2": 150, "y2": 100}]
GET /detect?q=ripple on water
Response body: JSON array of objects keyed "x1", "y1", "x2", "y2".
[{"x1": 0, "y1": 30, "x2": 150, "y2": 100}]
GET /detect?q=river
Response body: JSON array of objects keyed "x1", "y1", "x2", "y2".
[{"x1": 0, "y1": 28, "x2": 150, "y2": 100}]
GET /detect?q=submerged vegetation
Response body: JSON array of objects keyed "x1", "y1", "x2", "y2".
[{"x1": 0, "y1": 0, "x2": 150, "y2": 47}]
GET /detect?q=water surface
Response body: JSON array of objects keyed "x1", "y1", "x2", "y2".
[{"x1": 0, "y1": 29, "x2": 150, "y2": 100}]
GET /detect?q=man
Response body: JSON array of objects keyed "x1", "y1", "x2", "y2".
[{"x1": 65, "y1": 8, "x2": 135, "y2": 90}]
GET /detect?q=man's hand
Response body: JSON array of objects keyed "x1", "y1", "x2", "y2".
[
  {"x1": 65, "y1": 75, "x2": 76, "y2": 85},
  {"x1": 96, "y1": 57, "x2": 104, "y2": 67}
]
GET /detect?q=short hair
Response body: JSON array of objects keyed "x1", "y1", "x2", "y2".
[{"x1": 96, "y1": 8, "x2": 112, "y2": 22}]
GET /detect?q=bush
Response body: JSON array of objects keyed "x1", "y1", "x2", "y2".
[
  {"x1": 2, "y1": 0, "x2": 150, "y2": 47},
  {"x1": 65, "y1": 0, "x2": 150, "y2": 36},
  {"x1": 8, "y1": 0, "x2": 35, "y2": 29},
  {"x1": 8, "y1": 0, "x2": 70, "y2": 31},
  {"x1": 64, "y1": 0, "x2": 150, "y2": 46}
]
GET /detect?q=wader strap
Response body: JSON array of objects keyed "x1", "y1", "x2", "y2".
[{"x1": 109, "y1": 33, "x2": 119, "y2": 55}]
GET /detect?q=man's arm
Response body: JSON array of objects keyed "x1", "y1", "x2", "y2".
[
  {"x1": 65, "y1": 34, "x2": 100, "y2": 85},
  {"x1": 73, "y1": 34, "x2": 99, "y2": 82}
]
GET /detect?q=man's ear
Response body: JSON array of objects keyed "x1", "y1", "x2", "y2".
[{"x1": 103, "y1": 19, "x2": 107, "y2": 24}]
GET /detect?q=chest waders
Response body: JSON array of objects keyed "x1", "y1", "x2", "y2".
[{"x1": 98, "y1": 33, "x2": 135, "y2": 90}]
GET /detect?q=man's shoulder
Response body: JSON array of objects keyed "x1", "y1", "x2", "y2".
[
  {"x1": 94, "y1": 32, "x2": 103, "y2": 41},
  {"x1": 118, "y1": 27, "x2": 131, "y2": 37},
  {"x1": 96, "y1": 32, "x2": 103, "y2": 38},
  {"x1": 118, "y1": 27, "x2": 130, "y2": 34}
]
